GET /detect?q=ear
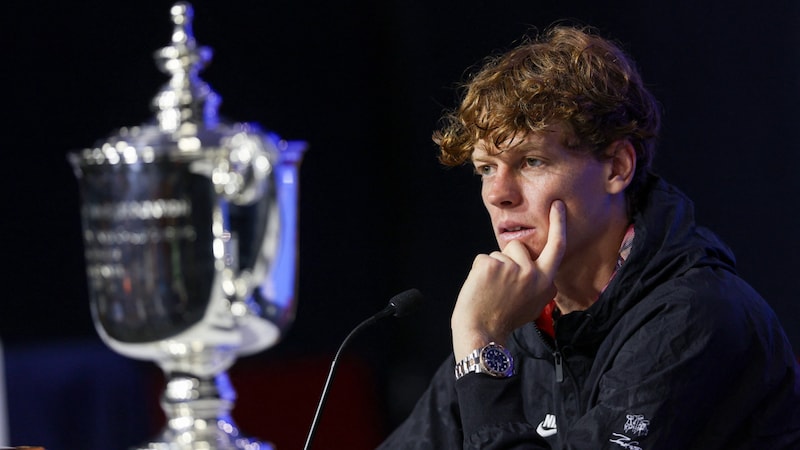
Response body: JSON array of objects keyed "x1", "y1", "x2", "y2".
[{"x1": 604, "y1": 139, "x2": 636, "y2": 195}]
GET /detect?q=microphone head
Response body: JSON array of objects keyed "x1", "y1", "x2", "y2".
[{"x1": 388, "y1": 288, "x2": 424, "y2": 318}]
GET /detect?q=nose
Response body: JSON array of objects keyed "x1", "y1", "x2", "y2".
[{"x1": 484, "y1": 167, "x2": 522, "y2": 208}]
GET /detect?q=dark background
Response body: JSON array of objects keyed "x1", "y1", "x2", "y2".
[{"x1": 2, "y1": 0, "x2": 799, "y2": 449}]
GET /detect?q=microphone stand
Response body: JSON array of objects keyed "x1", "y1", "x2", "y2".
[
  {"x1": 302, "y1": 289, "x2": 422, "y2": 450},
  {"x1": 303, "y1": 313, "x2": 383, "y2": 450}
]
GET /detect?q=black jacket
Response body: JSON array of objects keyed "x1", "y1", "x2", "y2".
[{"x1": 379, "y1": 176, "x2": 800, "y2": 449}]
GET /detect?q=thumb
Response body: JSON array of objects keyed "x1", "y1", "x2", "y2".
[{"x1": 536, "y1": 200, "x2": 566, "y2": 275}]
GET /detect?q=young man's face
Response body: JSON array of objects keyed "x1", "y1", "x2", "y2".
[{"x1": 471, "y1": 126, "x2": 621, "y2": 266}]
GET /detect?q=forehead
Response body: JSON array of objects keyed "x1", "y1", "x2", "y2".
[{"x1": 471, "y1": 127, "x2": 565, "y2": 160}]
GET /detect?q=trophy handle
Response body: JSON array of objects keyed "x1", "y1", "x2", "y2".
[
  {"x1": 259, "y1": 139, "x2": 307, "y2": 324},
  {"x1": 213, "y1": 134, "x2": 307, "y2": 355}
]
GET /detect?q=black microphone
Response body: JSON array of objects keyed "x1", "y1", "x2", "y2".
[{"x1": 303, "y1": 288, "x2": 424, "y2": 450}]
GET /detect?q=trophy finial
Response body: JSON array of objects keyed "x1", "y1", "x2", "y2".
[
  {"x1": 170, "y1": 2, "x2": 195, "y2": 47},
  {"x1": 153, "y1": 1, "x2": 220, "y2": 136}
]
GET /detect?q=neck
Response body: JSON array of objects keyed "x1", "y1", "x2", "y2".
[
  {"x1": 553, "y1": 258, "x2": 616, "y2": 314},
  {"x1": 553, "y1": 212, "x2": 630, "y2": 315}
]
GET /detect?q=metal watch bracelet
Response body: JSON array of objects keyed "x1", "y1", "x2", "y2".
[{"x1": 455, "y1": 348, "x2": 482, "y2": 380}]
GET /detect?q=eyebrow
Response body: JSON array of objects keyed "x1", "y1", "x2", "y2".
[
  {"x1": 472, "y1": 141, "x2": 548, "y2": 160},
  {"x1": 470, "y1": 150, "x2": 499, "y2": 163}
]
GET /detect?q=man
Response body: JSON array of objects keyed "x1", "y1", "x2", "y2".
[{"x1": 378, "y1": 26, "x2": 800, "y2": 449}]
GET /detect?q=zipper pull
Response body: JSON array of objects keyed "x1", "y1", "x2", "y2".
[{"x1": 554, "y1": 351, "x2": 564, "y2": 382}]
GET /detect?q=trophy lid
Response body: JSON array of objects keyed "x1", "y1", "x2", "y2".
[{"x1": 73, "y1": 2, "x2": 268, "y2": 166}]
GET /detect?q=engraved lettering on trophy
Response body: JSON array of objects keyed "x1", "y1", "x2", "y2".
[
  {"x1": 82, "y1": 198, "x2": 195, "y2": 247},
  {"x1": 82, "y1": 198, "x2": 196, "y2": 286},
  {"x1": 86, "y1": 263, "x2": 127, "y2": 281},
  {"x1": 83, "y1": 198, "x2": 192, "y2": 221},
  {"x1": 84, "y1": 247, "x2": 126, "y2": 283},
  {"x1": 84, "y1": 247, "x2": 122, "y2": 261},
  {"x1": 84, "y1": 225, "x2": 197, "y2": 246}
]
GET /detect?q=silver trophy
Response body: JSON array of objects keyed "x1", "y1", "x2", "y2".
[{"x1": 68, "y1": 3, "x2": 306, "y2": 449}]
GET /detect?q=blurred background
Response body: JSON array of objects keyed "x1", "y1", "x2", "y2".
[{"x1": 2, "y1": 0, "x2": 799, "y2": 449}]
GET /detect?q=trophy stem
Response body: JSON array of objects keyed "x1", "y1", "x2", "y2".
[{"x1": 137, "y1": 372, "x2": 274, "y2": 450}]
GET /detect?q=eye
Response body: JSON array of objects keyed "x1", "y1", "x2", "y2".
[
  {"x1": 524, "y1": 157, "x2": 543, "y2": 168},
  {"x1": 473, "y1": 164, "x2": 495, "y2": 176}
]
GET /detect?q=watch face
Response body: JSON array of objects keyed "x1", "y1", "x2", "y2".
[{"x1": 483, "y1": 346, "x2": 511, "y2": 375}]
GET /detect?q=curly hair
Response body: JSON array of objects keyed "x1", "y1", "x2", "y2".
[{"x1": 433, "y1": 25, "x2": 661, "y2": 207}]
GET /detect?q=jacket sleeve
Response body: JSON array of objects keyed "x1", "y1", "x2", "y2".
[
  {"x1": 377, "y1": 357, "x2": 463, "y2": 449},
  {"x1": 455, "y1": 374, "x2": 551, "y2": 449},
  {"x1": 378, "y1": 354, "x2": 552, "y2": 449}
]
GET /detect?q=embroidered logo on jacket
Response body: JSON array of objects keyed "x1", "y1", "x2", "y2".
[
  {"x1": 536, "y1": 413, "x2": 557, "y2": 437},
  {"x1": 623, "y1": 414, "x2": 650, "y2": 436},
  {"x1": 609, "y1": 414, "x2": 650, "y2": 450}
]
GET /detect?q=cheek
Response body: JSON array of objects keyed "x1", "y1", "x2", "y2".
[{"x1": 520, "y1": 183, "x2": 558, "y2": 215}]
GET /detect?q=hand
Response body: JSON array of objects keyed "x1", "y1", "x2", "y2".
[{"x1": 451, "y1": 200, "x2": 566, "y2": 360}]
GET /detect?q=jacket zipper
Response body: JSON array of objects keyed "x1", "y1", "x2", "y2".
[
  {"x1": 534, "y1": 325, "x2": 564, "y2": 383},
  {"x1": 553, "y1": 351, "x2": 564, "y2": 383}
]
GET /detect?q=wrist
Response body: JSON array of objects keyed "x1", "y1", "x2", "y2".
[
  {"x1": 452, "y1": 329, "x2": 508, "y2": 361},
  {"x1": 451, "y1": 308, "x2": 512, "y2": 360}
]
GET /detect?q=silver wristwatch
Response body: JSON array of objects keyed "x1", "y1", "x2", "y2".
[{"x1": 454, "y1": 342, "x2": 514, "y2": 380}]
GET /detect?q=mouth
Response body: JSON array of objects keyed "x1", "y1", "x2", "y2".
[{"x1": 498, "y1": 224, "x2": 535, "y2": 241}]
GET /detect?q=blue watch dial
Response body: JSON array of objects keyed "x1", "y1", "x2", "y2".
[{"x1": 483, "y1": 346, "x2": 511, "y2": 374}]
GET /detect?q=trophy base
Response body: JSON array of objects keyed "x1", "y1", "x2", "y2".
[
  {"x1": 136, "y1": 417, "x2": 274, "y2": 450},
  {"x1": 134, "y1": 372, "x2": 275, "y2": 450}
]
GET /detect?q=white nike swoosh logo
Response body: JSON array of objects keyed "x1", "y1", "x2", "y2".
[{"x1": 536, "y1": 421, "x2": 557, "y2": 437}]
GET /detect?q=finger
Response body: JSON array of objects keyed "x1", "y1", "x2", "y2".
[
  {"x1": 536, "y1": 200, "x2": 567, "y2": 275},
  {"x1": 472, "y1": 252, "x2": 509, "y2": 270},
  {"x1": 500, "y1": 239, "x2": 534, "y2": 267}
]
